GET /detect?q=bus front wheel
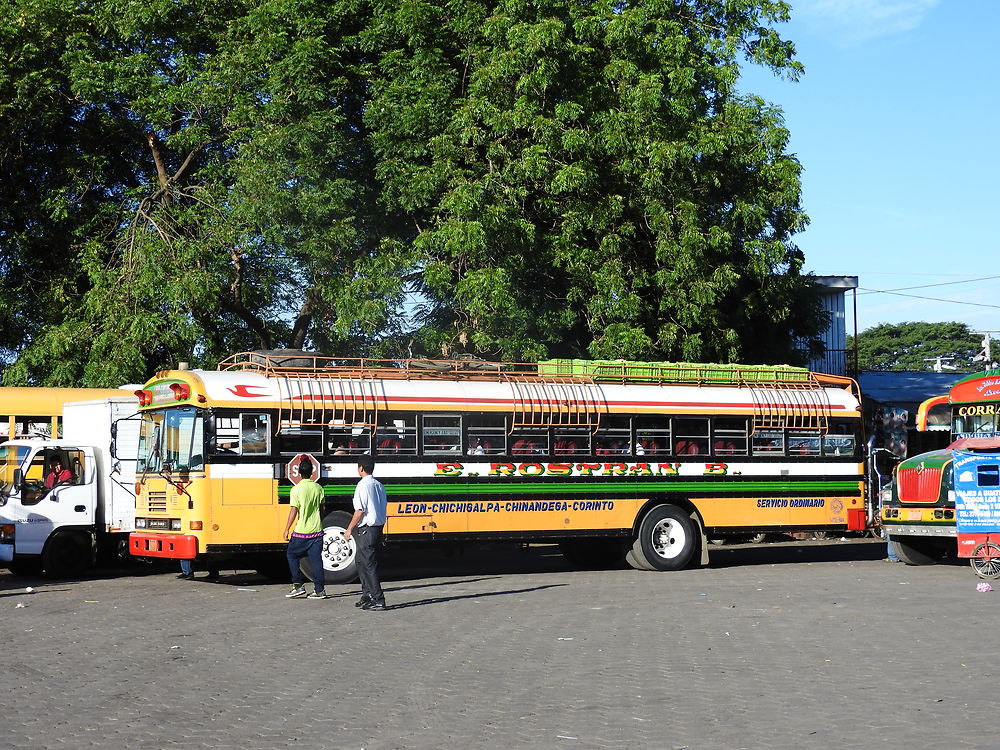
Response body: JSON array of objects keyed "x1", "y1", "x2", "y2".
[
  {"x1": 631, "y1": 505, "x2": 696, "y2": 571},
  {"x1": 890, "y1": 535, "x2": 942, "y2": 565},
  {"x1": 302, "y1": 510, "x2": 359, "y2": 585}
]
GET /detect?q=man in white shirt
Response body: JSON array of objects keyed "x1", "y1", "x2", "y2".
[{"x1": 343, "y1": 457, "x2": 388, "y2": 610}]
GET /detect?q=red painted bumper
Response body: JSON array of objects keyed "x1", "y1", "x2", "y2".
[
  {"x1": 129, "y1": 532, "x2": 198, "y2": 559},
  {"x1": 847, "y1": 508, "x2": 866, "y2": 531}
]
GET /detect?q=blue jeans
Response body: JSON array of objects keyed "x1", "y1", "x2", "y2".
[
  {"x1": 287, "y1": 534, "x2": 325, "y2": 593},
  {"x1": 887, "y1": 537, "x2": 899, "y2": 562}
]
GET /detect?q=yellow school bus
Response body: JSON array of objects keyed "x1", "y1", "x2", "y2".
[
  {"x1": 0, "y1": 387, "x2": 129, "y2": 439},
  {"x1": 128, "y1": 353, "x2": 866, "y2": 582}
]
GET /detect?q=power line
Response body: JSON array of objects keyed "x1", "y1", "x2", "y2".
[
  {"x1": 857, "y1": 287, "x2": 1000, "y2": 310},
  {"x1": 856, "y1": 275, "x2": 1000, "y2": 295}
]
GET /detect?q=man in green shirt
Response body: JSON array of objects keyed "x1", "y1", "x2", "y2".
[{"x1": 283, "y1": 456, "x2": 328, "y2": 599}]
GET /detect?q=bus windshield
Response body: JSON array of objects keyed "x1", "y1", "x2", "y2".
[
  {"x1": 137, "y1": 407, "x2": 204, "y2": 473},
  {"x1": 0, "y1": 444, "x2": 29, "y2": 496},
  {"x1": 953, "y1": 410, "x2": 998, "y2": 436}
]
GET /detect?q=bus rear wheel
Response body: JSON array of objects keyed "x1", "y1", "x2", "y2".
[
  {"x1": 301, "y1": 510, "x2": 358, "y2": 585},
  {"x1": 890, "y1": 535, "x2": 942, "y2": 565},
  {"x1": 625, "y1": 545, "x2": 655, "y2": 571},
  {"x1": 631, "y1": 505, "x2": 696, "y2": 571}
]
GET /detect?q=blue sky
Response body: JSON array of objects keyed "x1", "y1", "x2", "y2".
[{"x1": 740, "y1": 0, "x2": 999, "y2": 335}]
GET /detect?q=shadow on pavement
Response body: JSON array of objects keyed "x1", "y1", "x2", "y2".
[{"x1": 382, "y1": 583, "x2": 569, "y2": 610}]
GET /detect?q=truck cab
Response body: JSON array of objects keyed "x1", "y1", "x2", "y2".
[
  {"x1": 0, "y1": 439, "x2": 102, "y2": 575},
  {"x1": 0, "y1": 396, "x2": 139, "y2": 577}
]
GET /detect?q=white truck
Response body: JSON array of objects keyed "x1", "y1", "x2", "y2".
[{"x1": 0, "y1": 396, "x2": 140, "y2": 577}]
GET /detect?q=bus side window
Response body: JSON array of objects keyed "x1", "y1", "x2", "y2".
[
  {"x1": 375, "y1": 414, "x2": 417, "y2": 455},
  {"x1": 468, "y1": 414, "x2": 506, "y2": 455},
  {"x1": 213, "y1": 415, "x2": 241, "y2": 455},
  {"x1": 752, "y1": 432, "x2": 784, "y2": 456},
  {"x1": 712, "y1": 417, "x2": 747, "y2": 456},
  {"x1": 594, "y1": 417, "x2": 631, "y2": 455},
  {"x1": 327, "y1": 420, "x2": 372, "y2": 456},
  {"x1": 510, "y1": 430, "x2": 547, "y2": 455},
  {"x1": 673, "y1": 418, "x2": 709, "y2": 456},
  {"x1": 241, "y1": 414, "x2": 271, "y2": 455},
  {"x1": 554, "y1": 430, "x2": 590, "y2": 455}
]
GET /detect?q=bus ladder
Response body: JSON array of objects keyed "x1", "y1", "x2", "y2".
[
  {"x1": 744, "y1": 376, "x2": 833, "y2": 435},
  {"x1": 502, "y1": 374, "x2": 608, "y2": 432}
]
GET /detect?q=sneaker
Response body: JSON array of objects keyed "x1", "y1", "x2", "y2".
[
  {"x1": 176, "y1": 573, "x2": 194, "y2": 581},
  {"x1": 361, "y1": 600, "x2": 386, "y2": 611},
  {"x1": 286, "y1": 584, "x2": 307, "y2": 598},
  {"x1": 306, "y1": 591, "x2": 330, "y2": 600},
  {"x1": 354, "y1": 595, "x2": 372, "y2": 608}
]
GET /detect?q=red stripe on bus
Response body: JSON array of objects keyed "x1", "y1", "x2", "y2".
[{"x1": 286, "y1": 394, "x2": 848, "y2": 411}]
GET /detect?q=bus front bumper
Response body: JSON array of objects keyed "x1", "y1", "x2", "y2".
[{"x1": 129, "y1": 532, "x2": 198, "y2": 559}]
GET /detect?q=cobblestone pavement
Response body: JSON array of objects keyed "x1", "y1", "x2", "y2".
[{"x1": 3, "y1": 539, "x2": 1000, "y2": 750}]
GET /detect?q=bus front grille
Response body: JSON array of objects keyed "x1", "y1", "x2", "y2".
[{"x1": 146, "y1": 492, "x2": 168, "y2": 514}]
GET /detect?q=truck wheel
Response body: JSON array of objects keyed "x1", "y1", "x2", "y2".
[
  {"x1": 42, "y1": 531, "x2": 95, "y2": 578},
  {"x1": 632, "y1": 505, "x2": 697, "y2": 571},
  {"x1": 890, "y1": 536, "x2": 941, "y2": 565},
  {"x1": 301, "y1": 510, "x2": 358, "y2": 585}
]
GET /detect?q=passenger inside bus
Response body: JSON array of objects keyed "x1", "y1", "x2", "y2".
[
  {"x1": 713, "y1": 439, "x2": 738, "y2": 455},
  {"x1": 378, "y1": 437, "x2": 403, "y2": 454},
  {"x1": 553, "y1": 439, "x2": 578, "y2": 455},
  {"x1": 512, "y1": 439, "x2": 539, "y2": 455},
  {"x1": 674, "y1": 439, "x2": 705, "y2": 455}
]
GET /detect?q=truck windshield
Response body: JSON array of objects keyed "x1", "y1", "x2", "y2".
[
  {"x1": 0, "y1": 444, "x2": 29, "y2": 495},
  {"x1": 137, "y1": 407, "x2": 204, "y2": 473}
]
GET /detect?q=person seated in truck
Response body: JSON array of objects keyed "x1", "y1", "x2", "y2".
[{"x1": 44, "y1": 456, "x2": 73, "y2": 489}]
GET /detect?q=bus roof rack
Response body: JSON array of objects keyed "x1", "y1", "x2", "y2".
[{"x1": 217, "y1": 352, "x2": 832, "y2": 388}]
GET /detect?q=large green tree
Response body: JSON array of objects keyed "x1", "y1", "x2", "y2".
[
  {"x1": 1, "y1": 0, "x2": 825, "y2": 386},
  {"x1": 367, "y1": 0, "x2": 824, "y2": 362},
  {"x1": 849, "y1": 321, "x2": 984, "y2": 372},
  {"x1": 1, "y1": 0, "x2": 411, "y2": 386}
]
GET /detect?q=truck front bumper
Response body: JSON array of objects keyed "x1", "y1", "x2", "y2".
[{"x1": 129, "y1": 532, "x2": 197, "y2": 559}]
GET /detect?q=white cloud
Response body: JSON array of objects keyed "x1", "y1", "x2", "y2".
[{"x1": 793, "y1": 0, "x2": 940, "y2": 43}]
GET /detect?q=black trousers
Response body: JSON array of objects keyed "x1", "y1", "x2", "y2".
[{"x1": 355, "y1": 525, "x2": 384, "y2": 602}]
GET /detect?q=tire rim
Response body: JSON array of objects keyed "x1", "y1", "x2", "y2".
[
  {"x1": 651, "y1": 517, "x2": 686, "y2": 559},
  {"x1": 321, "y1": 526, "x2": 356, "y2": 572}
]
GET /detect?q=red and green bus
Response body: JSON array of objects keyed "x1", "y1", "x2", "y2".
[{"x1": 882, "y1": 369, "x2": 1000, "y2": 564}]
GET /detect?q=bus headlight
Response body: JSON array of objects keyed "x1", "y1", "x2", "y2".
[
  {"x1": 135, "y1": 518, "x2": 147, "y2": 529},
  {"x1": 170, "y1": 519, "x2": 182, "y2": 531}
]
